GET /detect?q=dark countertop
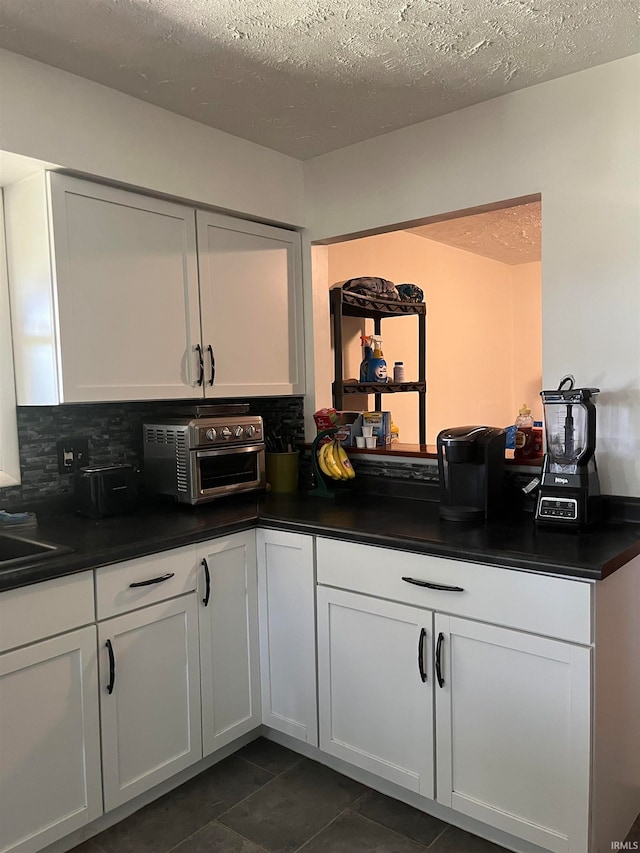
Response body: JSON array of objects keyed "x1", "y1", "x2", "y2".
[{"x1": 1, "y1": 492, "x2": 640, "y2": 593}]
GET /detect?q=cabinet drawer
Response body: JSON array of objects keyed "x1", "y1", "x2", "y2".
[
  {"x1": 95, "y1": 546, "x2": 198, "y2": 620},
  {"x1": 0, "y1": 572, "x2": 95, "y2": 652},
  {"x1": 316, "y1": 538, "x2": 592, "y2": 645}
]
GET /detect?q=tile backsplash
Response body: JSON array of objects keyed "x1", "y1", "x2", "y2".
[{"x1": 2, "y1": 396, "x2": 305, "y2": 508}]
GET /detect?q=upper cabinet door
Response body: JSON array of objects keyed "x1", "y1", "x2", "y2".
[
  {"x1": 196, "y1": 211, "x2": 304, "y2": 397},
  {"x1": 5, "y1": 172, "x2": 202, "y2": 403}
]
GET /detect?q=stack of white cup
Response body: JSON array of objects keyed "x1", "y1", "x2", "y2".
[{"x1": 355, "y1": 425, "x2": 376, "y2": 449}]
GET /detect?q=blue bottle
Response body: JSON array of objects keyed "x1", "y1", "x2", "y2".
[
  {"x1": 359, "y1": 336, "x2": 373, "y2": 382},
  {"x1": 367, "y1": 336, "x2": 388, "y2": 383}
]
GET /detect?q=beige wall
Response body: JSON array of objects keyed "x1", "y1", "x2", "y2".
[
  {"x1": 325, "y1": 232, "x2": 541, "y2": 443},
  {"x1": 305, "y1": 55, "x2": 640, "y2": 496}
]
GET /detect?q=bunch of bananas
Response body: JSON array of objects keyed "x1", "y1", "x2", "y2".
[{"x1": 317, "y1": 439, "x2": 356, "y2": 481}]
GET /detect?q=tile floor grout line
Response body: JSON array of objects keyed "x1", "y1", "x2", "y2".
[
  {"x1": 165, "y1": 818, "x2": 219, "y2": 853},
  {"x1": 213, "y1": 759, "x2": 293, "y2": 823},
  {"x1": 210, "y1": 818, "x2": 271, "y2": 853},
  {"x1": 239, "y1": 753, "x2": 304, "y2": 779},
  {"x1": 161, "y1": 803, "x2": 276, "y2": 853},
  {"x1": 163, "y1": 817, "x2": 271, "y2": 853},
  {"x1": 424, "y1": 823, "x2": 451, "y2": 850},
  {"x1": 291, "y1": 806, "x2": 353, "y2": 853},
  {"x1": 344, "y1": 806, "x2": 435, "y2": 850}
]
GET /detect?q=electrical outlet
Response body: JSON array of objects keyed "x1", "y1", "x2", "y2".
[{"x1": 56, "y1": 438, "x2": 90, "y2": 474}]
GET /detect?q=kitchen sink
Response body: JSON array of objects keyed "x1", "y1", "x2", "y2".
[{"x1": 0, "y1": 532, "x2": 73, "y2": 570}]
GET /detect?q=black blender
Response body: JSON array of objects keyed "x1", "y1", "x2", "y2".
[{"x1": 535, "y1": 375, "x2": 601, "y2": 528}]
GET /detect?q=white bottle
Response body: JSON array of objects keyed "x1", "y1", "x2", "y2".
[{"x1": 393, "y1": 362, "x2": 405, "y2": 383}]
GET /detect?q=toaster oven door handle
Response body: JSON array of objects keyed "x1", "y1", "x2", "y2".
[
  {"x1": 195, "y1": 444, "x2": 265, "y2": 459},
  {"x1": 129, "y1": 572, "x2": 175, "y2": 588}
]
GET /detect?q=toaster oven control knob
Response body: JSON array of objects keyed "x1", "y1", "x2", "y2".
[
  {"x1": 245, "y1": 424, "x2": 256, "y2": 438},
  {"x1": 205, "y1": 428, "x2": 217, "y2": 442},
  {"x1": 233, "y1": 426, "x2": 244, "y2": 438},
  {"x1": 220, "y1": 426, "x2": 232, "y2": 440}
]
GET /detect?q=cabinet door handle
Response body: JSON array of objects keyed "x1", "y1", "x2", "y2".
[
  {"x1": 418, "y1": 627, "x2": 427, "y2": 683},
  {"x1": 195, "y1": 344, "x2": 204, "y2": 386},
  {"x1": 435, "y1": 632, "x2": 445, "y2": 688},
  {"x1": 207, "y1": 345, "x2": 215, "y2": 386},
  {"x1": 202, "y1": 557, "x2": 211, "y2": 606},
  {"x1": 106, "y1": 639, "x2": 116, "y2": 694},
  {"x1": 402, "y1": 576, "x2": 464, "y2": 593},
  {"x1": 129, "y1": 572, "x2": 175, "y2": 588}
]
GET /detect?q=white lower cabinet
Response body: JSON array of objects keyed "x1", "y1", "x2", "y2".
[
  {"x1": 316, "y1": 537, "x2": 594, "y2": 853},
  {"x1": 256, "y1": 529, "x2": 317, "y2": 745},
  {"x1": 0, "y1": 626, "x2": 102, "y2": 853},
  {"x1": 197, "y1": 533, "x2": 261, "y2": 756},
  {"x1": 317, "y1": 586, "x2": 434, "y2": 797},
  {"x1": 98, "y1": 595, "x2": 202, "y2": 812},
  {"x1": 434, "y1": 614, "x2": 591, "y2": 853},
  {"x1": 0, "y1": 574, "x2": 101, "y2": 853}
]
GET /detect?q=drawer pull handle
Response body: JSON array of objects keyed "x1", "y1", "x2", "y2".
[
  {"x1": 207, "y1": 345, "x2": 215, "y2": 386},
  {"x1": 418, "y1": 627, "x2": 427, "y2": 683},
  {"x1": 202, "y1": 558, "x2": 211, "y2": 606},
  {"x1": 195, "y1": 344, "x2": 204, "y2": 386},
  {"x1": 106, "y1": 639, "x2": 115, "y2": 694},
  {"x1": 435, "y1": 632, "x2": 445, "y2": 688},
  {"x1": 402, "y1": 576, "x2": 464, "y2": 592},
  {"x1": 129, "y1": 572, "x2": 175, "y2": 588}
]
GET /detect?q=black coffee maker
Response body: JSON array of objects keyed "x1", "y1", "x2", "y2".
[{"x1": 437, "y1": 426, "x2": 506, "y2": 521}]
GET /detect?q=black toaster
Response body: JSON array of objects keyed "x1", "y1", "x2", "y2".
[{"x1": 75, "y1": 463, "x2": 138, "y2": 519}]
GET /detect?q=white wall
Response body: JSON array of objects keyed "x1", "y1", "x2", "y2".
[
  {"x1": 0, "y1": 50, "x2": 305, "y2": 227},
  {"x1": 304, "y1": 55, "x2": 640, "y2": 497}
]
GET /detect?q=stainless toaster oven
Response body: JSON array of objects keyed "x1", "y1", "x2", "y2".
[{"x1": 143, "y1": 413, "x2": 265, "y2": 504}]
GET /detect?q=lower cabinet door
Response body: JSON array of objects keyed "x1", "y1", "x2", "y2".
[
  {"x1": 0, "y1": 626, "x2": 102, "y2": 853},
  {"x1": 317, "y1": 586, "x2": 434, "y2": 798},
  {"x1": 98, "y1": 595, "x2": 202, "y2": 811},
  {"x1": 257, "y1": 529, "x2": 317, "y2": 745},
  {"x1": 198, "y1": 533, "x2": 261, "y2": 756},
  {"x1": 434, "y1": 614, "x2": 591, "y2": 853}
]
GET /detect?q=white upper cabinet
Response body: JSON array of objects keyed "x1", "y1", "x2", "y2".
[
  {"x1": 4, "y1": 173, "x2": 305, "y2": 404},
  {"x1": 5, "y1": 172, "x2": 201, "y2": 404},
  {"x1": 196, "y1": 211, "x2": 304, "y2": 397}
]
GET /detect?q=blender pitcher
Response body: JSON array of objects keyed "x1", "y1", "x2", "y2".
[{"x1": 535, "y1": 375, "x2": 601, "y2": 528}]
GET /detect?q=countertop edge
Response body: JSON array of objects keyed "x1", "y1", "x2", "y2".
[{"x1": 3, "y1": 498, "x2": 640, "y2": 592}]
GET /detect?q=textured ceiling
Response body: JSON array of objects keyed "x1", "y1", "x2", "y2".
[
  {"x1": 0, "y1": 1, "x2": 638, "y2": 159},
  {"x1": 407, "y1": 201, "x2": 541, "y2": 264}
]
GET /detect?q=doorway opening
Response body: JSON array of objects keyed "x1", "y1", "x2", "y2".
[{"x1": 312, "y1": 195, "x2": 542, "y2": 447}]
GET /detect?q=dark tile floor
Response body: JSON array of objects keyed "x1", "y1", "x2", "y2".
[{"x1": 70, "y1": 738, "x2": 640, "y2": 853}]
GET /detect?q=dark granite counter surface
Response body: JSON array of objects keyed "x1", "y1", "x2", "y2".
[{"x1": 1, "y1": 491, "x2": 640, "y2": 593}]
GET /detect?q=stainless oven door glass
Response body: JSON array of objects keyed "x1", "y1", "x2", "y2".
[{"x1": 192, "y1": 444, "x2": 265, "y2": 498}]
